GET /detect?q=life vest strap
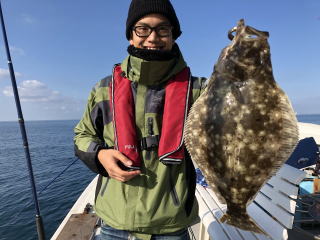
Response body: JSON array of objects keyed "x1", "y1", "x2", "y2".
[{"x1": 140, "y1": 135, "x2": 160, "y2": 150}]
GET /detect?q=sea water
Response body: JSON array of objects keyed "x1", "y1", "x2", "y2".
[{"x1": 0, "y1": 120, "x2": 95, "y2": 240}]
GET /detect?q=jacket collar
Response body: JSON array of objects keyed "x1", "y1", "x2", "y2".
[{"x1": 120, "y1": 47, "x2": 187, "y2": 86}]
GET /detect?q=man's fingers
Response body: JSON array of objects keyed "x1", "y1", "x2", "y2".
[
  {"x1": 97, "y1": 149, "x2": 140, "y2": 182},
  {"x1": 114, "y1": 151, "x2": 133, "y2": 166},
  {"x1": 112, "y1": 169, "x2": 141, "y2": 179},
  {"x1": 110, "y1": 175, "x2": 126, "y2": 182},
  {"x1": 125, "y1": 170, "x2": 141, "y2": 177},
  {"x1": 110, "y1": 169, "x2": 141, "y2": 182}
]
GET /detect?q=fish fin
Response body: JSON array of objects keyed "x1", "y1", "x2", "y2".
[
  {"x1": 220, "y1": 212, "x2": 269, "y2": 236},
  {"x1": 204, "y1": 179, "x2": 227, "y2": 204},
  {"x1": 268, "y1": 90, "x2": 299, "y2": 177},
  {"x1": 184, "y1": 94, "x2": 227, "y2": 205}
]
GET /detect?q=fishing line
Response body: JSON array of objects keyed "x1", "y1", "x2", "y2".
[{"x1": 6, "y1": 157, "x2": 80, "y2": 226}]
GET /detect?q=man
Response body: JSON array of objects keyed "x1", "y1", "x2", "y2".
[{"x1": 74, "y1": 0, "x2": 206, "y2": 239}]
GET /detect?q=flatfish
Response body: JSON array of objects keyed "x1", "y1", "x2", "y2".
[{"x1": 184, "y1": 19, "x2": 298, "y2": 234}]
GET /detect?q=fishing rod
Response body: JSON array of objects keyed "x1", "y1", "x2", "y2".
[{"x1": 0, "y1": 1, "x2": 45, "y2": 239}]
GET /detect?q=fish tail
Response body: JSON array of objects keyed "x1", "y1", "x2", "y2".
[{"x1": 220, "y1": 213, "x2": 268, "y2": 235}]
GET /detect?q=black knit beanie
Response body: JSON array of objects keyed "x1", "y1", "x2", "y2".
[{"x1": 126, "y1": 0, "x2": 182, "y2": 40}]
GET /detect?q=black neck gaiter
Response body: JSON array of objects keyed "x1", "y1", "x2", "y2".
[{"x1": 127, "y1": 43, "x2": 180, "y2": 61}]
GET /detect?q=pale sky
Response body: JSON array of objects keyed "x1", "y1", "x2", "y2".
[{"x1": 0, "y1": 0, "x2": 319, "y2": 121}]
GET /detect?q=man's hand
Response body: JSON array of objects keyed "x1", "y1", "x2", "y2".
[{"x1": 98, "y1": 149, "x2": 141, "y2": 182}]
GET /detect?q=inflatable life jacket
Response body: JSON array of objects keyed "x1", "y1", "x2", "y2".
[{"x1": 109, "y1": 65, "x2": 191, "y2": 170}]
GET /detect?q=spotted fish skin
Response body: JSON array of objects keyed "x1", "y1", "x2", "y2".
[{"x1": 184, "y1": 19, "x2": 298, "y2": 234}]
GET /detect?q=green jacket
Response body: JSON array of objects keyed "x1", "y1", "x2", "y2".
[{"x1": 74, "y1": 52, "x2": 206, "y2": 237}]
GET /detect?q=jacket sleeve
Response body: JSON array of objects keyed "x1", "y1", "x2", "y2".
[
  {"x1": 191, "y1": 76, "x2": 207, "y2": 103},
  {"x1": 74, "y1": 84, "x2": 109, "y2": 177}
]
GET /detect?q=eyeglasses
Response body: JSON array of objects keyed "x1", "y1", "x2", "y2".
[{"x1": 132, "y1": 25, "x2": 173, "y2": 37}]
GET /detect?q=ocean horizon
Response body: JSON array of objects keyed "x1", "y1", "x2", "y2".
[{"x1": 1, "y1": 114, "x2": 319, "y2": 123}]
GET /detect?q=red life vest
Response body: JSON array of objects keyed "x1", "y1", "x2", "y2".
[{"x1": 109, "y1": 65, "x2": 191, "y2": 169}]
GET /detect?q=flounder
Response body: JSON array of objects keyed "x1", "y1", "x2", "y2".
[{"x1": 184, "y1": 19, "x2": 298, "y2": 234}]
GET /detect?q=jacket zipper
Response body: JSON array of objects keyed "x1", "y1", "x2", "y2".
[
  {"x1": 100, "y1": 177, "x2": 109, "y2": 197},
  {"x1": 168, "y1": 166, "x2": 180, "y2": 206},
  {"x1": 170, "y1": 185, "x2": 180, "y2": 206},
  {"x1": 145, "y1": 117, "x2": 154, "y2": 160}
]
